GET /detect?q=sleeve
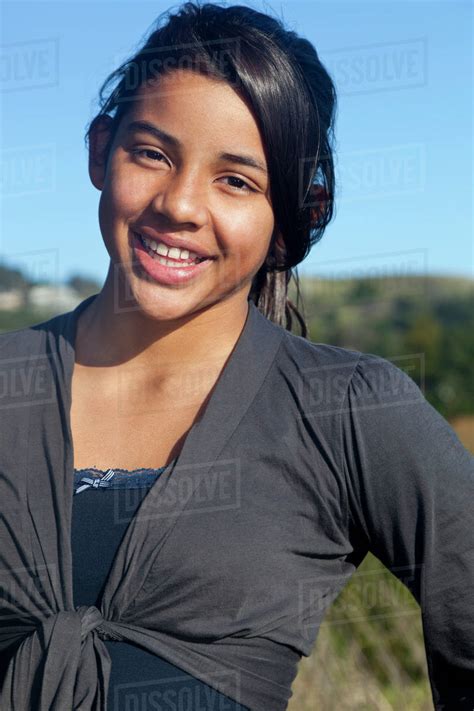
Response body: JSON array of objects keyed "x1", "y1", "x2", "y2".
[{"x1": 340, "y1": 352, "x2": 474, "y2": 709}]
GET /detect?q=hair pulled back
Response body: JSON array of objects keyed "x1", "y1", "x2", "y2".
[{"x1": 85, "y1": 1, "x2": 337, "y2": 336}]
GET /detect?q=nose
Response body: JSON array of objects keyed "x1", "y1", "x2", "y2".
[{"x1": 151, "y1": 169, "x2": 208, "y2": 227}]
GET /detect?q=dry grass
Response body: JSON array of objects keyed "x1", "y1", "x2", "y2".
[{"x1": 450, "y1": 416, "x2": 474, "y2": 453}]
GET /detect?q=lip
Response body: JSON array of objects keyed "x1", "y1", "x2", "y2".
[
  {"x1": 131, "y1": 231, "x2": 214, "y2": 286},
  {"x1": 134, "y1": 226, "x2": 216, "y2": 260}
]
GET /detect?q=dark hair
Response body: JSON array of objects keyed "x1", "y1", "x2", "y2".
[{"x1": 84, "y1": 1, "x2": 337, "y2": 337}]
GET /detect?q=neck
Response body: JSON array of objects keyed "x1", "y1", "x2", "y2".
[{"x1": 74, "y1": 280, "x2": 250, "y2": 382}]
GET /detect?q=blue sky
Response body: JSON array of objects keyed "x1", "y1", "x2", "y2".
[{"x1": 1, "y1": 0, "x2": 472, "y2": 287}]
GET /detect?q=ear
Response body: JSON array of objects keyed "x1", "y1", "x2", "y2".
[
  {"x1": 274, "y1": 231, "x2": 285, "y2": 253},
  {"x1": 88, "y1": 115, "x2": 114, "y2": 191},
  {"x1": 308, "y1": 184, "x2": 329, "y2": 226},
  {"x1": 270, "y1": 230, "x2": 286, "y2": 266}
]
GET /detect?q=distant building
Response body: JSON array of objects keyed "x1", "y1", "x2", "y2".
[
  {"x1": 0, "y1": 285, "x2": 88, "y2": 312},
  {"x1": 0, "y1": 289, "x2": 24, "y2": 311},
  {"x1": 28, "y1": 284, "x2": 82, "y2": 312}
]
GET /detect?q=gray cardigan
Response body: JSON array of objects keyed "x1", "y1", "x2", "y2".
[{"x1": 0, "y1": 293, "x2": 473, "y2": 710}]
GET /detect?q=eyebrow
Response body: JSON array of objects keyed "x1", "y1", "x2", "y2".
[{"x1": 125, "y1": 120, "x2": 268, "y2": 176}]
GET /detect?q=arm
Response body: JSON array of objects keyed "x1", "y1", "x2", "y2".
[{"x1": 340, "y1": 352, "x2": 474, "y2": 709}]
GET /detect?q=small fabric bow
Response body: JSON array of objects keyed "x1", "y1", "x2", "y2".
[{"x1": 75, "y1": 469, "x2": 116, "y2": 494}]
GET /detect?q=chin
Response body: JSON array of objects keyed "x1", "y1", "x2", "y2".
[{"x1": 129, "y1": 290, "x2": 211, "y2": 323}]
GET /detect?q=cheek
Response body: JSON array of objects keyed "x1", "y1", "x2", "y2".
[
  {"x1": 97, "y1": 182, "x2": 138, "y2": 255},
  {"x1": 222, "y1": 206, "x2": 274, "y2": 266},
  {"x1": 121, "y1": 186, "x2": 143, "y2": 217},
  {"x1": 101, "y1": 164, "x2": 148, "y2": 224}
]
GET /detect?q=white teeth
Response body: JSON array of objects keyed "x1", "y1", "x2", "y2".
[
  {"x1": 141, "y1": 235, "x2": 200, "y2": 262},
  {"x1": 155, "y1": 255, "x2": 189, "y2": 268},
  {"x1": 168, "y1": 246, "x2": 189, "y2": 260}
]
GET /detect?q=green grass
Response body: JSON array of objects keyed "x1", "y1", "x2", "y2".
[{"x1": 288, "y1": 553, "x2": 433, "y2": 710}]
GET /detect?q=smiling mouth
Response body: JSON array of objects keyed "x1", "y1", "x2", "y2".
[{"x1": 134, "y1": 231, "x2": 209, "y2": 265}]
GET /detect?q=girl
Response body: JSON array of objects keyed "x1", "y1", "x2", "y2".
[{"x1": 0, "y1": 3, "x2": 473, "y2": 710}]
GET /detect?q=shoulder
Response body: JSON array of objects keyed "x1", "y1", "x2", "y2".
[
  {"x1": 343, "y1": 349, "x2": 425, "y2": 416},
  {"x1": 0, "y1": 311, "x2": 71, "y2": 360},
  {"x1": 281, "y1": 328, "x2": 416, "y2": 383},
  {"x1": 0, "y1": 322, "x2": 44, "y2": 358},
  {"x1": 0, "y1": 310, "x2": 75, "y2": 413},
  {"x1": 280, "y1": 328, "x2": 362, "y2": 367},
  {"x1": 278, "y1": 329, "x2": 363, "y2": 390},
  {"x1": 276, "y1": 329, "x2": 424, "y2": 418}
]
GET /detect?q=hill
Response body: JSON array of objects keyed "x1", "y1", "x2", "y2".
[
  {"x1": 0, "y1": 262, "x2": 472, "y2": 420},
  {"x1": 289, "y1": 273, "x2": 473, "y2": 420}
]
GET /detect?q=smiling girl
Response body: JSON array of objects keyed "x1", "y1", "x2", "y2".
[
  {"x1": 71, "y1": 68, "x2": 283, "y2": 474},
  {"x1": 0, "y1": 2, "x2": 473, "y2": 711}
]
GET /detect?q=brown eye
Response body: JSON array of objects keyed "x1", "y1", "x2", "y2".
[
  {"x1": 132, "y1": 149, "x2": 167, "y2": 163},
  {"x1": 222, "y1": 176, "x2": 254, "y2": 193}
]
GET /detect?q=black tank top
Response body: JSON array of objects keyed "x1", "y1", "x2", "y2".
[{"x1": 72, "y1": 466, "x2": 250, "y2": 710}]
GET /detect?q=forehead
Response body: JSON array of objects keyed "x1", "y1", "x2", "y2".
[
  {"x1": 122, "y1": 70, "x2": 263, "y2": 142},
  {"x1": 133, "y1": 69, "x2": 235, "y2": 102}
]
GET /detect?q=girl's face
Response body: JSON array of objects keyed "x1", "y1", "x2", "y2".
[{"x1": 89, "y1": 69, "x2": 278, "y2": 322}]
